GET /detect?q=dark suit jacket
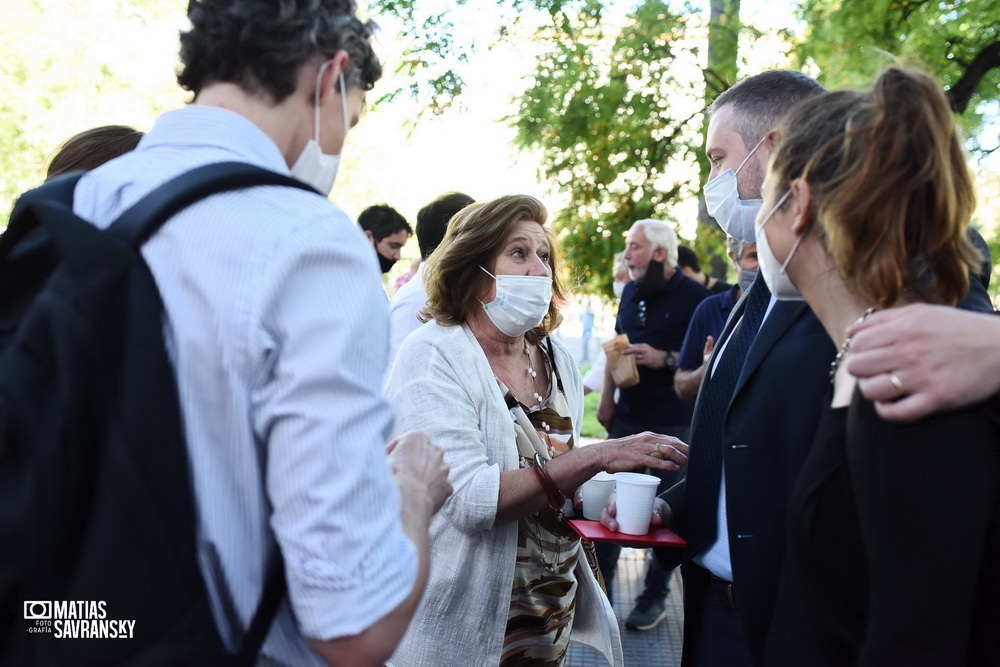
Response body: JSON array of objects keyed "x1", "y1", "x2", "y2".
[
  {"x1": 659, "y1": 294, "x2": 836, "y2": 665},
  {"x1": 658, "y1": 277, "x2": 994, "y2": 666},
  {"x1": 765, "y1": 391, "x2": 1000, "y2": 667}
]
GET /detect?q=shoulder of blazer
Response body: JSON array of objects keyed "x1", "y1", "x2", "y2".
[
  {"x1": 733, "y1": 302, "x2": 828, "y2": 398},
  {"x1": 748, "y1": 301, "x2": 816, "y2": 356}
]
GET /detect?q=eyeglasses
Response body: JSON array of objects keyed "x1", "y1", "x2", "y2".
[{"x1": 637, "y1": 300, "x2": 647, "y2": 328}]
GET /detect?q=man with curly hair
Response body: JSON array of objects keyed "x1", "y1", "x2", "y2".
[{"x1": 70, "y1": 1, "x2": 450, "y2": 664}]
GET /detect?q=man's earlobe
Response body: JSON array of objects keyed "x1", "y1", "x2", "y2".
[{"x1": 316, "y1": 50, "x2": 348, "y2": 106}]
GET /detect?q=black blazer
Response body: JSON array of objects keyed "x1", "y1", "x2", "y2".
[
  {"x1": 658, "y1": 273, "x2": 994, "y2": 665},
  {"x1": 659, "y1": 294, "x2": 836, "y2": 664}
]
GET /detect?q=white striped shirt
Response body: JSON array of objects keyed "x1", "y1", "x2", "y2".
[{"x1": 73, "y1": 105, "x2": 417, "y2": 665}]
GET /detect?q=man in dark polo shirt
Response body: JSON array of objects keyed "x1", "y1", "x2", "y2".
[
  {"x1": 596, "y1": 218, "x2": 710, "y2": 630},
  {"x1": 677, "y1": 244, "x2": 731, "y2": 295},
  {"x1": 674, "y1": 238, "x2": 759, "y2": 400}
]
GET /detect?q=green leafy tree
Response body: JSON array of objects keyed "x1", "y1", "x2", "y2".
[
  {"x1": 374, "y1": 0, "x2": 755, "y2": 295},
  {"x1": 375, "y1": 1, "x2": 998, "y2": 299},
  {"x1": 511, "y1": 1, "x2": 715, "y2": 295},
  {"x1": 792, "y1": 0, "x2": 1000, "y2": 153},
  {"x1": 792, "y1": 0, "x2": 999, "y2": 304},
  {"x1": 0, "y1": 0, "x2": 185, "y2": 227},
  {"x1": 367, "y1": 0, "x2": 533, "y2": 115}
]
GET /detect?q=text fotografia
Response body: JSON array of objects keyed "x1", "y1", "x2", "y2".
[{"x1": 23, "y1": 601, "x2": 136, "y2": 639}]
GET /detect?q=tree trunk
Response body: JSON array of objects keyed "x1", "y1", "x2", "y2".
[{"x1": 698, "y1": 0, "x2": 741, "y2": 279}]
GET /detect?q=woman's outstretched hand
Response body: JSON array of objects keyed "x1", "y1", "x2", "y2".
[{"x1": 595, "y1": 431, "x2": 688, "y2": 474}]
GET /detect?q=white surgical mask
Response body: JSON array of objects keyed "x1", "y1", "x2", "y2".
[
  {"x1": 480, "y1": 266, "x2": 553, "y2": 337},
  {"x1": 612, "y1": 281, "x2": 626, "y2": 299},
  {"x1": 291, "y1": 60, "x2": 348, "y2": 195},
  {"x1": 755, "y1": 190, "x2": 804, "y2": 301},
  {"x1": 704, "y1": 135, "x2": 767, "y2": 242}
]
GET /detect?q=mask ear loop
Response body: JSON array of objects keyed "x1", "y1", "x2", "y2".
[
  {"x1": 780, "y1": 227, "x2": 806, "y2": 274},
  {"x1": 778, "y1": 188, "x2": 813, "y2": 274},
  {"x1": 313, "y1": 59, "x2": 335, "y2": 143},
  {"x1": 478, "y1": 265, "x2": 497, "y2": 307},
  {"x1": 735, "y1": 134, "x2": 769, "y2": 175},
  {"x1": 759, "y1": 189, "x2": 792, "y2": 230},
  {"x1": 338, "y1": 71, "x2": 349, "y2": 144},
  {"x1": 759, "y1": 189, "x2": 804, "y2": 274}
]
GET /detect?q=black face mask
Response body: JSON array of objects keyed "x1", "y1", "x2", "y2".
[
  {"x1": 631, "y1": 259, "x2": 668, "y2": 302},
  {"x1": 377, "y1": 251, "x2": 397, "y2": 274}
]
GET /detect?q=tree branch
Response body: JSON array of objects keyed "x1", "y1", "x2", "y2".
[
  {"x1": 946, "y1": 40, "x2": 1000, "y2": 114},
  {"x1": 702, "y1": 67, "x2": 731, "y2": 100}
]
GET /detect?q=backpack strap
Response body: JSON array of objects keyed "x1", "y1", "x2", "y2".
[
  {"x1": 234, "y1": 556, "x2": 286, "y2": 664},
  {"x1": 1, "y1": 162, "x2": 311, "y2": 660},
  {"x1": 102, "y1": 161, "x2": 314, "y2": 661},
  {"x1": 107, "y1": 161, "x2": 318, "y2": 247}
]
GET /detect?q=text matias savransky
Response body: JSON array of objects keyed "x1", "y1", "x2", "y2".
[{"x1": 26, "y1": 601, "x2": 136, "y2": 639}]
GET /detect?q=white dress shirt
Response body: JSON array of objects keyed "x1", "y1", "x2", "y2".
[
  {"x1": 694, "y1": 296, "x2": 777, "y2": 582},
  {"x1": 387, "y1": 262, "x2": 428, "y2": 367},
  {"x1": 73, "y1": 105, "x2": 416, "y2": 665}
]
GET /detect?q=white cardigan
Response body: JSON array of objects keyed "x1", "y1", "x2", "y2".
[{"x1": 384, "y1": 321, "x2": 623, "y2": 666}]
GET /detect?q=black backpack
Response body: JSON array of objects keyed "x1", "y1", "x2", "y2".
[{"x1": 0, "y1": 162, "x2": 315, "y2": 665}]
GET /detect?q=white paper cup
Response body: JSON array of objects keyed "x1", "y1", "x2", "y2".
[
  {"x1": 614, "y1": 472, "x2": 660, "y2": 535},
  {"x1": 581, "y1": 471, "x2": 616, "y2": 520}
]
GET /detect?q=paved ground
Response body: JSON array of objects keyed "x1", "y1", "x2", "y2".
[
  {"x1": 563, "y1": 321, "x2": 686, "y2": 665},
  {"x1": 566, "y1": 548, "x2": 684, "y2": 666}
]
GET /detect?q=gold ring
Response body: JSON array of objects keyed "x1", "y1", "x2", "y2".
[{"x1": 888, "y1": 373, "x2": 904, "y2": 394}]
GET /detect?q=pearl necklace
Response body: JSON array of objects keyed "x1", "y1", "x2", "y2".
[
  {"x1": 523, "y1": 340, "x2": 545, "y2": 405},
  {"x1": 518, "y1": 341, "x2": 574, "y2": 571},
  {"x1": 829, "y1": 306, "x2": 876, "y2": 383},
  {"x1": 524, "y1": 341, "x2": 557, "y2": 457}
]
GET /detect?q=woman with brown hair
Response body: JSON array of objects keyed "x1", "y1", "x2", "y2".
[
  {"x1": 384, "y1": 194, "x2": 687, "y2": 666},
  {"x1": 758, "y1": 67, "x2": 1000, "y2": 665},
  {"x1": 46, "y1": 125, "x2": 143, "y2": 180}
]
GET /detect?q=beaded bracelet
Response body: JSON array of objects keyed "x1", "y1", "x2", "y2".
[{"x1": 532, "y1": 454, "x2": 565, "y2": 509}]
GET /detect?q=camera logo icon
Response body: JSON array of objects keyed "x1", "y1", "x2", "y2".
[{"x1": 24, "y1": 601, "x2": 52, "y2": 620}]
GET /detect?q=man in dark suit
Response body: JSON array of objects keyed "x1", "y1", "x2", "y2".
[
  {"x1": 602, "y1": 70, "x2": 998, "y2": 667},
  {"x1": 603, "y1": 70, "x2": 829, "y2": 666},
  {"x1": 667, "y1": 71, "x2": 832, "y2": 667}
]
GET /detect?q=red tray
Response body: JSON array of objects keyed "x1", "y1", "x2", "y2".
[{"x1": 569, "y1": 519, "x2": 686, "y2": 548}]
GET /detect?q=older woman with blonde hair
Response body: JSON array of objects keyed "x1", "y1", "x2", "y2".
[
  {"x1": 384, "y1": 194, "x2": 687, "y2": 666},
  {"x1": 757, "y1": 67, "x2": 1000, "y2": 665}
]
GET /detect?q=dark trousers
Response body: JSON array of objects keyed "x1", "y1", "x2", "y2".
[
  {"x1": 681, "y1": 563, "x2": 754, "y2": 667},
  {"x1": 595, "y1": 418, "x2": 688, "y2": 603}
]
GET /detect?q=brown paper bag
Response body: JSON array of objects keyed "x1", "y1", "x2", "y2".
[{"x1": 602, "y1": 334, "x2": 640, "y2": 388}]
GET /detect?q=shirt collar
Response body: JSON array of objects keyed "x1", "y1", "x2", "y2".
[{"x1": 139, "y1": 105, "x2": 290, "y2": 174}]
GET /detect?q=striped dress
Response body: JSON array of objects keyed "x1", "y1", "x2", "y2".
[{"x1": 502, "y1": 343, "x2": 581, "y2": 666}]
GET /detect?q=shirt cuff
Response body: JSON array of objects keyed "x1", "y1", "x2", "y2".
[{"x1": 287, "y1": 525, "x2": 418, "y2": 640}]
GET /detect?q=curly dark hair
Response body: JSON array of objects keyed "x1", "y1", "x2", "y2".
[{"x1": 178, "y1": 0, "x2": 382, "y2": 102}]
